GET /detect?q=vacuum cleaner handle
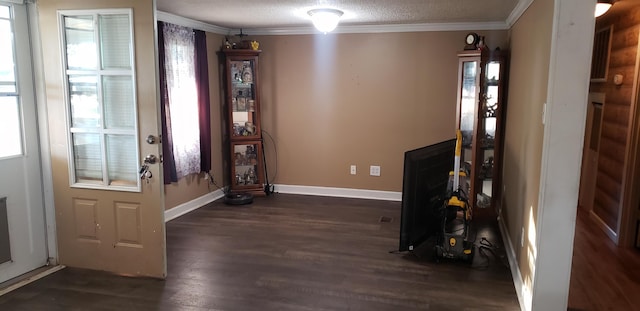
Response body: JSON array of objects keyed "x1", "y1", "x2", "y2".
[{"x1": 453, "y1": 129, "x2": 462, "y2": 191}]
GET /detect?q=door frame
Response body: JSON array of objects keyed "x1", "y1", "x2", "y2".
[
  {"x1": 26, "y1": 1, "x2": 58, "y2": 265},
  {"x1": 620, "y1": 40, "x2": 640, "y2": 248}
]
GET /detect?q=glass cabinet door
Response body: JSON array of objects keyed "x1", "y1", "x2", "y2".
[
  {"x1": 456, "y1": 54, "x2": 481, "y2": 206},
  {"x1": 230, "y1": 59, "x2": 258, "y2": 138},
  {"x1": 459, "y1": 59, "x2": 479, "y2": 150},
  {"x1": 231, "y1": 142, "x2": 263, "y2": 187},
  {"x1": 476, "y1": 60, "x2": 501, "y2": 209}
]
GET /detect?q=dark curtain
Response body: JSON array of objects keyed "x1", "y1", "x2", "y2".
[
  {"x1": 194, "y1": 30, "x2": 211, "y2": 173},
  {"x1": 158, "y1": 21, "x2": 178, "y2": 184}
]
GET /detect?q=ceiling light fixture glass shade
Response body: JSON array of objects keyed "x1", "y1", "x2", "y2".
[
  {"x1": 308, "y1": 8, "x2": 343, "y2": 33},
  {"x1": 595, "y1": 0, "x2": 613, "y2": 17}
]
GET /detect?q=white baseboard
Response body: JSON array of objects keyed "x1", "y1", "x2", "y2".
[
  {"x1": 589, "y1": 210, "x2": 619, "y2": 244},
  {"x1": 164, "y1": 189, "x2": 225, "y2": 222},
  {"x1": 274, "y1": 184, "x2": 402, "y2": 202},
  {"x1": 498, "y1": 215, "x2": 527, "y2": 311},
  {"x1": 164, "y1": 185, "x2": 399, "y2": 222}
]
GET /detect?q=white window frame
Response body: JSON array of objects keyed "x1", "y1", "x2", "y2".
[
  {"x1": 0, "y1": 2, "x2": 25, "y2": 160},
  {"x1": 58, "y1": 9, "x2": 140, "y2": 192}
]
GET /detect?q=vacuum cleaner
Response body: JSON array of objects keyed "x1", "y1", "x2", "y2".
[{"x1": 435, "y1": 129, "x2": 474, "y2": 262}]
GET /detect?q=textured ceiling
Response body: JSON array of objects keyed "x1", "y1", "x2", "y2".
[{"x1": 156, "y1": 0, "x2": 521, "y2": 29}]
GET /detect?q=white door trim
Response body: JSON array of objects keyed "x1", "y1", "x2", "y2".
[
  {"x1": 27, "y1": 1, "x2": 57, "y2": 265},
  {"x1": 531, "y1": 0, "x2": 594, "y2": 310}
]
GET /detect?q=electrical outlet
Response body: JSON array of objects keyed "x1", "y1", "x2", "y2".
[
  {"x1": 350, "y1": 165, "x2": 356, "y2": 175},
  {"x1": 370, "y1": 165, "x2": 381, "y2": 176}
]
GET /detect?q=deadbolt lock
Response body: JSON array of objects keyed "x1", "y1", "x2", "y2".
[{"x1": 146, "y1": 135, "x2": 157, "y2": 144}]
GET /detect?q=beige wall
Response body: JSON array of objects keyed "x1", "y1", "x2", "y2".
[
  {"x1": 164, "y1": 32, "x2": 226, "y2": 210},
  {"x1": 503, "y1": 0, "x2": 553, "y2": 294},
  {"x1": 250, "y1": 31, "x2": 508, "y2": 192},
  {"x1": 165, "y1": 29, "x2": 509, "y2": 206}
]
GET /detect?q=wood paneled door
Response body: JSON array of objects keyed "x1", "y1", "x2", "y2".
[
  {"x1": 578, "y1": 93, "x2": 604, "y2": 214},
  {"x1": 38, "y1": 0, "x2": 166, "y2": 277}
]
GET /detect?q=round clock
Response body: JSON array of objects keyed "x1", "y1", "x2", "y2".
[
  {"x1": 466, "y1": 32, "x2": 479, "y2": 45},
  {"x1": 464, "y1": 32, "x2": 479, "y2": 50}
]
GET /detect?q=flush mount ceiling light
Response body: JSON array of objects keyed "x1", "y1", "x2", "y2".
[
  {"x1": 308, "y1": 8, "x2": 343, "y2": 33},
  {"x1": 595, "y1": 0, "x2": 613, "y2": 17}
]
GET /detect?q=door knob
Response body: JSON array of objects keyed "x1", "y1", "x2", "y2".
[{"x1": 144, "y1": 154, "x2": 157, "y2": 164}]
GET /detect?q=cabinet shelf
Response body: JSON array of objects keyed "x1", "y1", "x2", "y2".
[{"x1": 232, "y1": 82, "x2": 253, "y2": 88}]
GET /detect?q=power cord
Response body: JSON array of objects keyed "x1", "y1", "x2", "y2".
[
  {"x1": 261, "y1": 129, "x2": 278, "y2": 194},
  {"x1": 205, "y1": 171, "x2": 227, "y2": 194},
  {"x1": 473, "y1": 237, "x2": 509, "y2": 269}
]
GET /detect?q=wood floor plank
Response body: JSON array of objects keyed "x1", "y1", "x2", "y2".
[
  {"x1": 0, "y1": 193, "x2": 520, "y2": 310},
  {"x1": 568, "y1": 207, "x2": 640, "y2": 311}
]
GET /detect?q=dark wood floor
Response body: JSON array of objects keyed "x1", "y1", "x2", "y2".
[
  {"x1": 568, "y1": 208, "x2": 640, "y2": 311},
  {"x1": 0, "y1": 193, "x2": 519, "y2": 310}
]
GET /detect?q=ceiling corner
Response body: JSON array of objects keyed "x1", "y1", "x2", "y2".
[
  {"x1": 506, "y1": 0, "x2": 535, "y2": 27},
  {"x1": 156, "y1": 11, "x2": 231, "y2": 35}
]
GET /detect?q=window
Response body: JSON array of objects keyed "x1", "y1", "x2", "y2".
[
  {"x1": 158, "y1": 22, "x2": 211, "y2": 184},
  {"x1": 591, "y1": 26, "x2": 612, "y2": 82},
  {"x1": 0, "y1": 4, "x2": 23, "y2": 159},
  {"x1": 59, "y1": 10, "x2": 139, "y2": 190},
  {"x1": 161, "y1": 23, "x2": 200, "y2": 179}
]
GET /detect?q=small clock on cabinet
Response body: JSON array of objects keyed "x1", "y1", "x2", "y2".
[{"x1": 464, "y1": 32, "x2": 479, "y2": 50}]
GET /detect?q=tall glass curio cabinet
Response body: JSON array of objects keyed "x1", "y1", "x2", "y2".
[
  {"x1": 222, "y1": 49, "x2": 265, "y2": 195},
  {"x1": 456, "y1": 49, "x2": 508, "y2": 216}
]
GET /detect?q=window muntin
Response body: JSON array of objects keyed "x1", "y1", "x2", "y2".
[{"x1": 60, "y1": 10, "x2": 139, "y2": 191}]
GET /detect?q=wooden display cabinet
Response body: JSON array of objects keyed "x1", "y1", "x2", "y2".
[
  {"x1": 455, "y1": 49, "x2": 508, "y2": 216},
  {"x1": 222, "y1": 49, "x2": 265, "y2": 195}
]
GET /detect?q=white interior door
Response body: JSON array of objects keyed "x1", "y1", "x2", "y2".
[{"x1": 0, "y1": 2, "x2": 48, "y2": 283}]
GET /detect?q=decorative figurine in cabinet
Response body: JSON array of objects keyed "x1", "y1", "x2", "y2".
[
  {"x1": 222, "y1": 49, "x2": 265, "y2": 195},
  {"x1": 455, "y1": 49, "x2": 508, "y2": 216}
]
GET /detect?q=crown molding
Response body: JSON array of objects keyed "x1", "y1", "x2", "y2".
[
  {"x1": 158, "y1": 2, "x2": 530, "y2": 37},
  {"x1": 156, "y1": 11, "x2": 230, "y2": 35},
  {"x1": 506, "y1": 0, "x2": 534, "y2": 27},
  {"x1": 241, "y1": 21, "x2": 509, "y2": 36}
]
